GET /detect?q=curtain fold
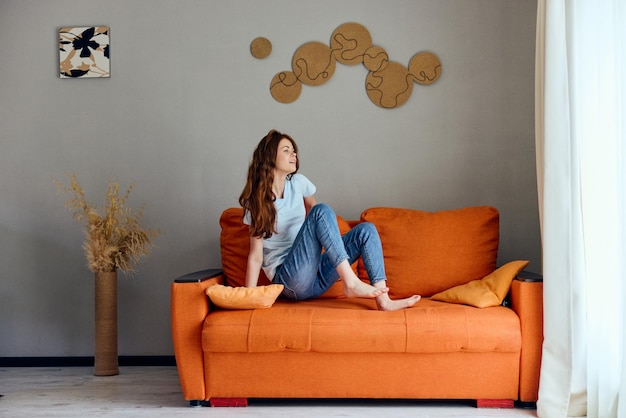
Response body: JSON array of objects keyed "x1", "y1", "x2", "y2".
[{"x1": 535, "y1": 1, "x2": 626, "y2": 417}]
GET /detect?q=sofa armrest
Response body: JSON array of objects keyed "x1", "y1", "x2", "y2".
[
  {"x1": 174, "y1": 268, "x2": 224, "y2": 283},
  {"x1": 170, "y1": 269, "x2": 224, "y2": 401},
  {"x1": 509, "y1": 271, "x2": 543, "y2": 403},
  {"x1": 515, "y1": 270, "x2": 543, "y2": 283}
]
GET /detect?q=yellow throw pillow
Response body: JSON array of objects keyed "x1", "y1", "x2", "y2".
[
  {"x1": 430, "y1": 260, "x2": 529, "y2": 308},
  {"x1": 206, "y1": 284, "x2": 284, "y2": 310}
]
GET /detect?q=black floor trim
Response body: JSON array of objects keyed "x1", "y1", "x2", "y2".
[{"x1": 0, "y1": 356, "x2": 176, "y2": 367}]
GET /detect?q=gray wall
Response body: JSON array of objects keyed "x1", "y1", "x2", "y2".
[{"x1": 0, "y1": 0, "x2": 539, "y2": 357}]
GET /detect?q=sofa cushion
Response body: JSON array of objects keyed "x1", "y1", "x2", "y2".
[
  {"x1": 431, "y1": 260, "x2": 529, "y2": 308},
  {"x1": 359, "y1": 206, "x2": 499, "y2": 298},
  {"x1": 202, "y1": 298, "x2": 521, "y2": 354},
  {"x1": 220, "y1": 207, "x2": 271, "y2": 287},
  {"x1": 219, "y1": 207, "x2": 352, "y2": 298}
]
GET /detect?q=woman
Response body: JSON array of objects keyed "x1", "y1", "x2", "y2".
[{"x1": 239, "y1": 129, "x2": 420, "y2": 311}]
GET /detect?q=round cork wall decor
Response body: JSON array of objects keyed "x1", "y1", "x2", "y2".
[
  {"x1": 250, "y1": 37, "x2": 272, "y2": 59},
  {"x1": 408, "y1": 51, "x2": 442, "y2": 85},
  {"x1": 330, "y1": 22, "x2": 373, "y2": 66},
  {"x1": 292, "y1": 41, "x2": 336, "y2": 86},
  {"x1": 363, "y1": 46, "x2": 389, "y2": 72},
  {"x1": 366, "y1": 61, "x2": 414, "y2": 109},
  {"x1": 270, "y1": 71, "x2": 302, "y2": 103}
]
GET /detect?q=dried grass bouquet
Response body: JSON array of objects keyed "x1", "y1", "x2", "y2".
[{"x1": 56, "y1": 174, "x2": 161, "y2": 273}]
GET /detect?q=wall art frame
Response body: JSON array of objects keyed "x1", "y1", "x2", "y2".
[{"x1": 59, "y1": 26, "x2": 110, "y2": 78}]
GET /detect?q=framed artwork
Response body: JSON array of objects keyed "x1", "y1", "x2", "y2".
[{"x1": 59, "y1": 26, "x2": 110, "y2": 78}]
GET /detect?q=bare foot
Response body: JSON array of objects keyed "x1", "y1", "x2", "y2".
[
  {"x1": 343, "y1": 279, "x2": 389, "y2": 299},
  {"x1": 376, "y1": 294, "x2": 421, "y2": 311}
]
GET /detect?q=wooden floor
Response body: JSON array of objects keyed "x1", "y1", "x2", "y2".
[{"x1": 0, "y1": 366, "x2": 538, "y2": 417}]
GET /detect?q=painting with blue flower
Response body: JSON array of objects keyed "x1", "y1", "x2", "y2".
[{"x1": 59, "y1": 26, "x2": 110, "y2": 78}]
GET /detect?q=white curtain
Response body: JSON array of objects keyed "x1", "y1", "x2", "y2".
[{"x1": 535, "y1": 0, "x2": 626, "y2": 417}]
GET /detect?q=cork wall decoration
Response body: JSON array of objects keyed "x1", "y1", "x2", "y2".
[
  {"x1": 292, "y1": 41, "x2": 336, "y2": 86},
  {"x1": 256, "y1": 22, "x2": 442, "y2": 108},
  {"x1": 331, "y1": 22, "x2": 373, "y2": 66},
  {"x1": 250, "y1": 37, "x2": 272, "y2": 59}
]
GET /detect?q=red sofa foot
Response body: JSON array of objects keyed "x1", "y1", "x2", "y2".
[
  {"x1": 476, "y1": 399, "x2": 514, "y2": 408},
  {"x1": 209, "y1": 398, "x2": 248, "y2": 407}
]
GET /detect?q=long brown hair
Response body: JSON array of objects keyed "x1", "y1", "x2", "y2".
[{"x1": 239, "y1": 130, "x2": 299, "y2": 238}]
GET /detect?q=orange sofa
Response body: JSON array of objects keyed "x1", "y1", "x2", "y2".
[{"x1": 171, "y1": 206, "x2": 543, "y2": 408}]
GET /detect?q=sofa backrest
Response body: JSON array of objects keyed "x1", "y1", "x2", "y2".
[
  {"x1": 360, "y1": 206, "x2": 499, "y2": 298},
  {"x1": 219, "y1": 206, "x2": 499, "y2": 299}
]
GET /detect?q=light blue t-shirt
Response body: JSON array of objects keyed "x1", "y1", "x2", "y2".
[{"x1": 244, "y1": 173, "x2": 316, "y2": 280}]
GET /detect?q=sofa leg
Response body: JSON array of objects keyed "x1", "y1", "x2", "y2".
[
  {"x1": 189, "y1": 400, "x2": 202, "y2": 407},
  {"x1": 476, "y1": 399, "x2": 514, "y2": 408},
  {"x1": 209, "y1": 398, "x2": 248, "y2": 407}
]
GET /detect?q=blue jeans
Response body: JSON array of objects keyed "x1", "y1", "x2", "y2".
[{"x1": 273, "y1": 203, "x2": 387, "y2": 300}]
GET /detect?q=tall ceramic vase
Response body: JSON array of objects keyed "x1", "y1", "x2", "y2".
[{"x1": 94, "y1": 270, "x2": 119, "y2": 376}]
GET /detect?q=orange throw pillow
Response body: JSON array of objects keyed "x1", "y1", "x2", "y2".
[
  {"x1": 360, "y1": 206, "x2": 500, "y2": 298},
  {"x1": 206, "y1": 284, "x2": 284, "y2": 309},
  {"x1": 431, "y1": 260, "x2": 529, "y2": 308}
]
